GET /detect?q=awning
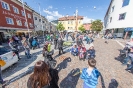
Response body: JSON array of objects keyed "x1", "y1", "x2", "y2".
[
  {"x1": 124, "y1": 28, "x2": 133, "y2": 32},
  {"x1": 16, "y1": 30, "x2": 33, "y2": 33}
]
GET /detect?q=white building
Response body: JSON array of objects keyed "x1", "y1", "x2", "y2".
[
  {"x1": 104, "y1": 0, "x2": 133, "y2": 38},
  {"x1": 33, "y1": 11, "x2": 48, "y2": 32}
]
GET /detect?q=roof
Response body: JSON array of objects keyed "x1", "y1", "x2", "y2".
[
  {"x1": 104, "y1": 0, "x2": 113, "y2": 19},
  {"x1": 59, "y1": 16, "x2": 83, "y2": 21}
]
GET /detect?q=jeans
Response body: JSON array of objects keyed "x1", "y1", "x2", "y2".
[
  {"x1": 59, "y1": 47, "x2": 63, "y2": 55},
  {"x1": 123, "y1": 56, "x2": 133, "y2": 65},
  {"x1": 25, "y1": 49, "x2": 30, "y2": 58},
  {"x1": 71, "y1": 52, "x2": 78, "y2": 56}
]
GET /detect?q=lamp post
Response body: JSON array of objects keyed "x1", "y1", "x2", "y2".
[
  {"x1": 21, "y1": 0, "x2": 30, "y2": 37},
  {"x1": 38, "y1": 3, "x2": 45, "y2": 39},
  {"x1": 75, "y1": 9, "x2": 78, "y2": 31}
]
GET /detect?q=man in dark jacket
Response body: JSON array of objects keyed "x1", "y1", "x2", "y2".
[
  {"x1": 57, "y1": 38, "x2": 64, "y2": 55},
  {"x1": 76, "y1": 37, "x2": 83, "y2": 47},
  {"x1": 54, "y1": 35, "x2": 58, "y2": 49}
]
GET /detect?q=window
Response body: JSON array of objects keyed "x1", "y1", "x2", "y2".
[
  {"x1": 16, "y1": 20, "x2": 22, "y2": 26},
  {"x1": 42, "y1": 21, "x2": 45, "y2": 23},
  {"x1": 28, "y1": 13, "x2": 31, "y2": 18},
  {"x1": 29, "y1": 23, "x2": 33, "y2": 27},
  {"x1": 122, "y1": 0, "x2": 130, "y2": 7},
  {"x1": 71, "y1": 21, "x2": 73, "y2": 24},
  {"x1": 34, "y1": 17, "x2": 37, "y2": 20},
  {"x1": 111, "y1": 6, "x2": 115, "y2": 12},
  {"x1": 21, "y1": 10, "x2": 25, "y2": 16},
  {"x1": 110, "y1": 17, "x2": 112, "y2": 23},
  {"x1": 68, "y1": 27, "x2": 69, "y2": 29},
  {"x1": 24, "y1": 22, "x2": 27, "y2": 27},
  {"x1": 6, "y1": 17, "x2": 14, "y2": 25},
  {"x1": 119, "y1": 13, "x2": 126, "y2": 20},
  {"x1": 34, "y1": 25, "x2": 37, "y2": 28},
  {"x1": 1, "y1": 1, "x2": 10, "y2": 10},
  {"x1": 39, "y1": 19, "x2": 41, "y2": 22},
  {"x1": 68, "y1": 21, "x2": 70, "y2": 24},
  {"x1": 13, "y1": 6, "x2": 19, "y2": 14}
]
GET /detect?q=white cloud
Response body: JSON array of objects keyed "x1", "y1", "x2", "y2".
[
  {"x1": 48, "y1": 6, "x2": 53, "y2": 9},
  {"x1": 46, "y1": 15, "x2": 55, "y2": 21},
  {"x1": 43, "y1": 9, "x2": 63, "y2": 21},
  {"x1": 83, "y1": 16, "x2": 95, "y2": 23}
]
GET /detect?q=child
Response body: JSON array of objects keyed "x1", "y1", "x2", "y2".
[
  {"x1": 86, "y1": 44, "x2": 95, "y2": 59},
  {"x1": 80, "y1": 59, "x2": 100, "y2": 88},
  {"x1": 71, "y1": 45, "x2": 78, "y2": 56},
  {"x1": 78, "y1": 45, "x2": 86, "y2": 61}
]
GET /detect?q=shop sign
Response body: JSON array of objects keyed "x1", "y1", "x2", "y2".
[{"x1": 3, "y1": 11, "x2": 26, "y2": 20}]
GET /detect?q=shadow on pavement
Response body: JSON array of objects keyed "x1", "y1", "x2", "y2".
[
  {"x1": 59, "y1": 68, "x2": 80, "y2": 88},
  {"x1": 55, "y1": 57, "x2": 71, "y2": 72},
  {"x1": 5, "y1": 66, "x2": 34, "y2": 87},
  {"x1": 2, "y1": 50, "x2": 42, "y2": 79}
]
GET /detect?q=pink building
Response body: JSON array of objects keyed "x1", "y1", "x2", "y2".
[{"x1": 83, "y1": 23, "x2": 92, "y2": 30}]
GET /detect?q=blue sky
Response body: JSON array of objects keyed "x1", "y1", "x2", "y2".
[{"x1": 24, "y1": 0, "x2": 111, "y2": 23}]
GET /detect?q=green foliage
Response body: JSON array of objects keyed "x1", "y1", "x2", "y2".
[
  {"x1": 78, "y1": 25, "x2": 85, "y2": 32},
  {"x1": 90, "y1": 20, "x2": 103, "y2": 32},
  {"x1": 56, "y1": 22, "x2": 65, "y2": 31}
]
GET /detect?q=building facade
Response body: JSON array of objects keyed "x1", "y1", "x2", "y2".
[
  {"x1": 104, "y1": 0, "x2": 133, "y2": 38},
  {"x1": 33, "y1": 11, "x2": 48, "y2": 32},
  {"x1": 0, "y1": 0, "x2": 34, "y2": 42},
  {"x1": 83, "y1": 23, "x2": 92, "y2": 31},
  {"x1": 58, "y1": 16, "x2": 83, "y2": 32}
]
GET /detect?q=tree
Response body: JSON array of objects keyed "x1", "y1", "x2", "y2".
[
  {"x1": 90, "y1": 20, "x2": 103, "y2": 32},
  {"x1": 56, "y1": 22, "x2": 65, "y2": 31},
  {"x1": 78, "y1": 25, "x2": 85, "y2": 32}
]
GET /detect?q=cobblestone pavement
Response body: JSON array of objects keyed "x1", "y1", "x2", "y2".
[{"x1": 5, "y1": 38, "x2": 133, "y2": 88}]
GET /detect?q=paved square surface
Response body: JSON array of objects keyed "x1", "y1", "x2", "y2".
[{"x1": 4, "y1": 39, "x2": 133, "y2": 88}]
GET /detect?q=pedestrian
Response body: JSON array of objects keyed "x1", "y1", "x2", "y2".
[
  {"x1": 9, "y1": 38, "x2": 21, "y2": 59},
  {"x1": 54, "y1": 34, "x2": 58, "y2": 49},
  {"x1": 27, "y1": 60, "x2": 59, "y2": 88},
  {"x1": 23, "y1": 41, "x2": 31, "y2": 59},
  {"x1": 57, "y1": 38, "x2": 64, "y2": 55},
  {"x1": 80, "y1": 59, "x2": 100, "y2": 88},
  {"x1": 76, "y1": 37, "x2": 84, "y2": 47}
]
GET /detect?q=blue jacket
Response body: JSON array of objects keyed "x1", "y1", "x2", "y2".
[
  {"x1": 80, "y1": 68, "x2": 100, "y2": 88},
  {"x1": 87, "y1": 49, "x2": 95, "y2": 56},
  {"x1": 71, "y1": 47, "x2": 78, "y2": 53}
]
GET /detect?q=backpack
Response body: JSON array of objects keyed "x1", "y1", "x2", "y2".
[
  {"x1": 108, "y1": 79, "x2": 118, "y2": 88},
  {"x1": 32, "y1": 40, "x2": 37, "y2": 46}
]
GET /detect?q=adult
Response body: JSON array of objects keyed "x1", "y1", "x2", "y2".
[
  {"x1": 76, "y1": 37, "x2": 83, "y2": 47},
  {"x1": 27, "y1": 60, "x2": 59, "y2": 88},
  {"x1": 54, "y1": 34, "x2": 58, "y2": 49},
  {"x1": 57, "y1": 38, "x2": 64, "y2": 55},
  {"x1": 9, "y1": 38, "x2": 21, "y2": 59}
]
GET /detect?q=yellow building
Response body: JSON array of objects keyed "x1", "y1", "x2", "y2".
[{"x1": 58, "y1": 16, "x2": 83, "y2": 32}]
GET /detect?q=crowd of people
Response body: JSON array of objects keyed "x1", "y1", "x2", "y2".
[
  {"x1": 119, "y1": 36, "x2": 133, "y2": 71},
  {"x1": 0, "y1": 31, "x2": 121, "y2": 88}
]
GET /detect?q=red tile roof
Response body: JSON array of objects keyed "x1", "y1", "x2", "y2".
[{"x1": 59, "y1": 16, "x2": 83, "y2": 21}]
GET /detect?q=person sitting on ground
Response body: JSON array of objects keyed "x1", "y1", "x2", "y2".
[
  {"x1": 78, "y1": 45, "x2": 86, "y2": 61},
  {"x1": 86, "y1": 44, "x2": 95, "y2": 59},
  {"x1": 71, "y1": 45, "x2": 78, "y2": 56},
  {"x1": 27, "y1": 60, "x2": 59, "y2": 88},
  {"x1": 80, "y1": 59, "x2": 100, "y2": 88},
  {"x1": 122, "y1": 47, "x2": 133, "y2": 65}
]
